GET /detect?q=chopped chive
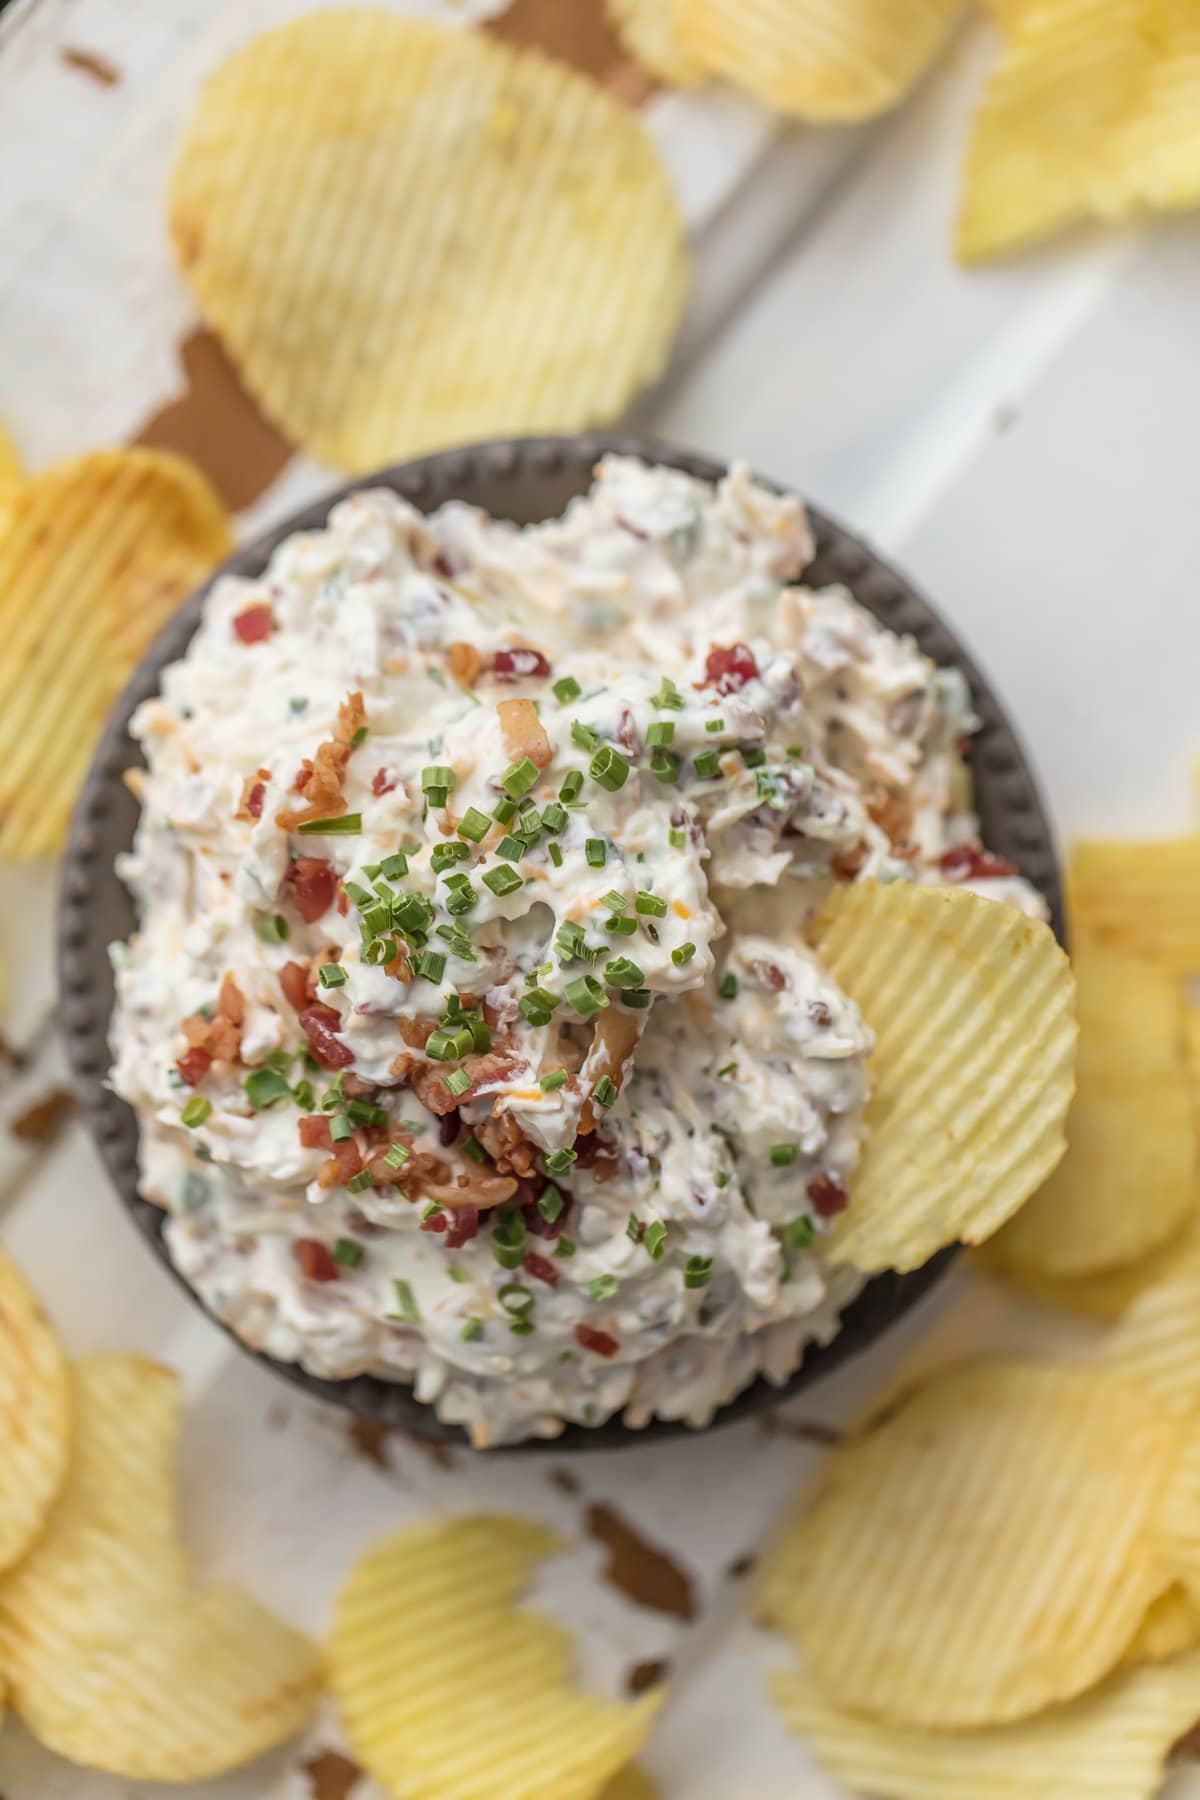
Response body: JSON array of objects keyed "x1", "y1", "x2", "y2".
[
  {"x1": 320, "y1": 1074, "x2": 347, "y2": 1112},
  {"x1": 427, "y1": 1025, "x2": 473, "y2": 1061},
  {"x1": 289, "y1": 696, "x2": 309, "y2": 715},
  {"x1": 588, "y1": 1273, "x2": 619, "y2": 1301},
  {"x1": 291, "y1": 1078, "x2": 315, "y2": 1110},
  {"x1": 622, "y1": 988, "x2": 653, "y2": 1009},
  {"x1": 318, "y1": 962, "x2": 347, "y2": 988},
  {"x1": 327, "y1": 1113, "x2": 353, "y2": 1143},
  {"x1": 590, "y1": 745, "x2": 630, "y2": 791},
  {"x1": 786, "y1": 745, "x2": 807, "y2": 759},
  {"x1": 384, "y1": 1142, "x2": 411, "y2": 1170},
  {"x1": 555, "y1": 1235, "x2": 576, "y2": 1258},
  {"x1": 347, "y1": 1168, "x2": 376, "y2": 1194},
  {"x1": 498, "y1": 1283, "x2": 535, "y2": 1316},
  {"x1": 786, "y1": 1216, "x2": 816, "y2": 1249},
  {"x1": 684, "y1": 1255, "x2": 713, "y2": 1289},
  {"x1": 413, "y1": 950, "x2": 446, "y2": 984},
  {"x1": 716, "y1": 1061, "x2": 738, "y2": 1078},
  {"x1": 770, "y1": 1143, "x2": 798, "y2": 1167},
  {"x1": 538, "y1": 1184, "x2": 564, "y2": 1222},
  {"x1": 652, "y1": 677, "x2": 684, "y2": 710},
  {"x1": 719, "y1": 973, "x2": 739, "y2": 1000},
  {"x1": 348, "y1": 1100, "x2": 388, "y2": 1128},
  {"x1": 601, "y1": 890, "x2": 628, "y2": 913},
  {"x1": 739, "y1": 744, "x2": 766, "y2": 769},
  {"x1": 431, "y1": 840, "x2": 470, "y2": 873},
  {"x1": 644, "y1": 1221, "x2": 668, "y2": 1261},
  {"x1": 493, "y1": 796, "x2": 518, "y2": 825},
  {"x1": 461, "y1": 1318, "x2": 483, "y2": 1341},
  {"x1": 571, "y1": 720, "x2": 599, "y2": 752},
  {"x1": 541, "y1": 801, "x2": 568, "y2": 834},
  {"x1": 445, "y1": 1068, "x2": 472, "y2": 1097},
  {"x1": 548, "y1": 842, "x2": 564, "y2": 868},
  {"x1": 255, "y1": 912, "x2": 290, "y2": 943},
  {"x1": 668, "y1": 827, "x2": 687, "y2": 848},
  {"x1": 380, "y1": 851, "x2": 409, "y2": 879},
  {"x1": 467, "y1": 1013, "x2": 492, "y2": 1053},
  {"x1": 520, "y1": 991, "x2": 557, "y2": 1027},
  {"x1": 297, "y1": 812, "x2": 362, "y2": 835},
  {"x1": 181, "y1": 1096, "x2": 211, "y2": 1129},
  {"x1": 560, "y1": 771, "x2": 584, "y2": 804},
  {"x1": 458, "y1": 807, "x2": 491, "y2": 842},
  {"x1": 495, "y1": 834, "x2": 524, "y2": 861},
  {"x1": 593, "y1": 1075, "x2": 618, "y2": 1108},
  {"x1": 626, "y1": 1213, "x2": 643, "y2": 1244},
  {"x1": 461, "y1": 1133, "x2": 487, "y2": 1165},
  {"x1": 344, "y1": 881, "x2": 373, "y2": 907},
  {"x1": 553, "y1": 675, "x2": 582, "y2": 703},
  {"x1": 501, "y1": 756, "x2": 540, "y2": 799},
  {"x1": 435, "y1": 923, "x2": 476, "y2": 961},
  {"x1": 390, "y1": 1277, "x2": 420, "y2": 1322},
  {"x1": 671, "y1": 942, "x2": 697, "y2": 967},
  {"x1": 444, "y1": 880, "x2": 479, "y2": 916},
  {"x1": 705, "y1": 717, "x2": 726, "y2": 733},
  {"x1": 244, "y1": 1067, "x2": 292, "y2": 1109},
  {"x1": 585, "y1": 838, "x2": 607, "y2": 868},
  {"x1": 422, "y1": 764, "x2": 454, "y2": 793},
  {"x1": 333, "y1": 1237, "x2": 365, "y2": 1268},
  {"x1": 491, "y1": 1210, "x2": 527, "y2": 1270},
  {"x1": 650, "y1": 748, "x2": 681, "y2": 783},
  {"x1": 715, "y1": 1169, "x2": 731, "y2": 1188},
  {"x1": 693, "y1": 750, "x2": 722, "y2": 779},
  {"x1": 539, "y1": 1070, "x2": 568, "y2": 1095},
  {"x1": 564, "y1": 974, "x2": 607, "y2": 1017},
  {"x1": 545, "y1": 1147, "x2": 578, "y2": 1176},
  {"x1": 604, "y1": 956, "x2": 645, "y2": 990},
  {"x1": 447, "y1": 1264, "x2": 470, "y2": 1282},
  {"x1": 646, "y1": 720, "x2": 676, "y2": 749},
  {"x1": 605, "y1": 914, "x2": 637, "y2": 936},
  {"x1": 349, "y1": 726, "x2": 368, "y2": 749},
  {"x1": 483, "y1": 864, "x2": 523, "y2": 897},
  {"x1": 635, "y1": 890, "x2": 667, "y2": 917}
]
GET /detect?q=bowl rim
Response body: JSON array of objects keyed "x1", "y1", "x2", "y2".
[{"x1": 58, "y1": 431, "x2": 1061, "y2": 1450}]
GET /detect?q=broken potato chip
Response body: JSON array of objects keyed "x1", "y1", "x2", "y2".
[
  {"x1": 0, "y1": 448, "x2": 230, "y2": 859},
  {"x1": 681, "y1": 0, "x2": 964, "y2": 121},
  {"x1": 959, "y1": 0, "x2": 1200, "y2": 263},
  {"x1": 807, "y1": 880, "x2": 1076, "y2": 1274},
  {"x1": 0, "y1": 1354, "x2": 321, "y2": 1779},
  {"x1": 607, "y1": 0, "x2": 701, "y2": 85},
  {"x1": 759, "y1": 1360, "x2": 1179, "y2": 1728},
  {"x1": 169, "y1": 13, "x2": 688, "y2": 472},
  {"x1": 330, "y1": 1513, "x2": 661, "y2": 1800},
  {"x1": 769, "y1": 1652, "x2": 1200, "y2": 1800},
  {"x1": 0, "y1": 1249, "x2": 69, "y2": 1576},
  {"x1": 984, "y1": 934, "x2": 1195, "y2": 1282}
]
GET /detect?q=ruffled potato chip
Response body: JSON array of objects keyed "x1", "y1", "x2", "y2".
[
  {"x1": 1120, "y1": 1582, "x2": 1200, "y2": 1668},
  {"x1": 1069, "y1": 835, "x2": 1200, "y2": 976},
  {"x1": 681, "y1": 0, "x2": 965, "y2": 121},
  {"x1": 169, "y1": 13, "x2": 688, "y2": 474},
  {"x1": 0, "y1": 448, "x2": 230, "y2": 859},
  {"x1": 0, "y1": 420, "x2": 22, "y2": 489},
  {"x1": 768, "y1": 1653, "x2": 1200, "y2": 1800},
  {"x1": 1106, "y1": 1247, "x2": 1200, "y2": 1417},
  {"x1": 759, "y1": 1360, "x2": 1180, "y2": 1728},
  {"x1": 0, "y1": 1249, "x2": 69, "y2": 1576},
  {"x1": 984, "y1": 935, "x2": 1195, "y2": 1281},
  {"x1": 330, "y1": 1514, "x2": 661, "y2": 1800},
  {"x1": 0, "y1": 1354, "x2": 321, "y2": 1779},
  {"x1": 607, "y1": 0, "x2": 701, "y2": 85},
  {"x1": 977, "y1": 1221, "x2": 1199, "y2": 1320},
  {"x1": 959, "y1": 0, "x2": 1200, "y2": 263},
  {"x1": 807, "y1": 880, "x2": 1076, "y2": 1275}
]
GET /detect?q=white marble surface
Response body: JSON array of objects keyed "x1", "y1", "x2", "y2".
[{"x1": 2, "y1": 1, "x2": 1200, "y2": 1795}]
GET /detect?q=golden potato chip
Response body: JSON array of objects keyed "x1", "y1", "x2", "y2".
[
  {"x1": 984, "y1": 935, "x2": 1195, "y2": 1281},
  {"x1": 977, "y1": 1221, "x2": 1199, "y2": 1320},
  {"x1": 1106, "y1": 1250, "x2": 1200, "y2": 1417},
  {"x1": 0, "y1": 1354, "x2": 321, "y2": 1779},
  {"x1": 0, "y1": 449, "x2": 230, "y2": 859},
  {"x1": 168, "y1": 14, "x2": 688, "y2": 473},
  {"x1": 768, "y1": 1653, "x2": 1200, "y2": 1800},
  {"x1": 0, "y1": 420, "x2": 22, "y2": 489},
  {"x1": 607, "y1": 0, "x2": 701, "y2": 85},
  {"x1": 330, "y1": 1513, "x2": 661, "y2": 1800},
  {"x1": 1069, "y1": 835, "x2": 1200, "y2": 976},
  {"x1": 807, "y1": 881, "x2": 1076, "y2": 1275},
  {"x1": 0, "y1": 1248, "x2": 69, "y2": 1576},
  {"x1": 959, "y1": 0, "x2": 1200, "y2": 263},
  {"x1": 599, "y1": 1766, "x2": 659, "y2": 1800},
  {"x1": 758, "y1": 1360, "x2": 1180, "y2": 1727},
  {"x1": 681, "y1": 0, "x2": 965, "y2": 121},
  {"x1": 1120, "y1": 1582, "x2": 1200, "y2": 1668}
]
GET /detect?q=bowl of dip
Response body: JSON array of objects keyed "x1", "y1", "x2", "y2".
[{"x1": 59, "y1": 435, "x2": 1061, "y2": 1448}]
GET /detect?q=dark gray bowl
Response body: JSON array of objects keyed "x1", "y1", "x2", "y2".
[{"x1": 58, "y1": 434, "x2": 1062, "y2": 1449}]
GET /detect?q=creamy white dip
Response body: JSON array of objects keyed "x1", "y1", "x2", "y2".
[{"x1": 110, "y1": 457, "x2": 1043, "y2": 1445}]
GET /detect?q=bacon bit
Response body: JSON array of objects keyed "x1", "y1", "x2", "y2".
[
  {"x1": 294, "y1": 1238, "x2": 339, "y2": 1282},
  {"x1": 292, "y1": 758, "x2": 314, "y2": 793},
  {"x1": 497, "y1": 696, "x2": 552, "y2": 768},
  {"x1": 410, "y1": 1050, "x2": 522, "y2": 1117},
  {"x1": 318, "y1": 1140, "x2": 364, "y2": 1189},
  {"x1": 572, "y1": 1132, "x2": 620, "y2": 1181},
  {"x1": 300, "y1": 1003, "x2": 354, "y2": 1070},
  {"x1": 752, "y1": 959, "x2": 786, "y2": 994},
  {"x1": 280, "y1": 960, "x2": 313, "y2": 1011},
  {"x1": 218, "y1": 974, "x2": 245, "y2": 1027},
  {"x1": 525, "y1": 1192, "x2": 571, "y2": 1238},
  {"x1": 398, "y1": 1016, "x2": 436, "y2": 1051},
  {"x1": 372, "y1": 766, "x2": 398, "y2": 797},
  {"x1": 298, "y1": 1115, "x2": 333, "y2": 1150},
  {"x1": 236, "y1": 768, "x2": 270, "y2": 822},
  {"x1": 438, "y1": 1110, "x2": 461, "y2": 1146},
  {"x1": 384, "y1": 944, "x2": 413, "y2": 982},
  {"x1": 176, "y1": 1045, "x2": 212, "y2": 1087},
  {"x1": 524, "y1": 1250, "x2": 560, "y2": 1287},
  {"x1": 809, "y1": 1000, "x2": 832, "y2": 1028},
  {"x1": 447, "y1": 641, "x2": 482, "y2": 686},
  {"x1": 831, "y1": 844, "x2": 870, "y2": 881},
  {"x1": 445, "y1": 1205, "x2": 480, "y2": 1248},
  {"x1": 276, "y1": 691, "x2": 366, "y2": 830},
  {"x1": 808, "y1": 1173, "x2": 849, "y2": 1219},
  {"x1": 576, "y1": 1323, "x2": 620, "y2": 1358},
  {"x1": 867, "y1": 787, "x2": 914, "y2": 851},
  {"x1": 233, "y1": 603, "x2": 275, "y2": 645},
  {"x1": 473, "y1": 1110, "x2": 537, "y2": 1177},
  {"x1": 421, "y1": 1211, "x2": 449, "y2": 1233},
  {"x1": 287, "y1": 856, "x2": 337, "y2": 923},
  {"x1": 702, "y1": 643, "x2": 758, "y2": 694},
  {"x1": 492, "y1": 647, "x2": 551, "y2": 681},
  {"x1": 941, "y1": 843, "x2": 1018, "y2": 881}
]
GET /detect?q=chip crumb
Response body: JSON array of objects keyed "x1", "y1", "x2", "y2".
[
  {"x1": 10, "y1": 1088, "x2": 75, "y2": 1145},
  {"x1": 303, "y1": 1748, "x2": 364, "y2": 1799},
  {"x1": 347, "y1": 1417, "x2": 391, "y2": 1470},
  {"x1": 60, "y1": 46, "x2": 121, "y2": 86},
  {"x1": 586, "y1": 1501, "x2": 695, "y2": 1621},
  {"x1": 549, "y1": 1466, "x2": 582, "y2": 1496},
  {"x1": 626, "y1": 1656, "x2": 670, "y2": 1695}
]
